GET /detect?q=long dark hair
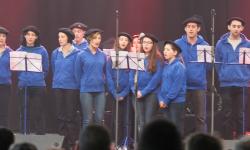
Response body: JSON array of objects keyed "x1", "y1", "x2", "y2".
[{"x1": 142, "y1": 41, "x2": 163, "y2": 73}]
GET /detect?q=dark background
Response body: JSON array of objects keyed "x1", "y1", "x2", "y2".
[{"x1": 1, "y1": 0, "x2": 250, "y2": 134}]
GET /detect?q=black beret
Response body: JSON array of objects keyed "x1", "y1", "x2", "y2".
[
  {"x1": 58, "y1": 28, "x2": 75, "y2": 42},
  {"x1": 85, "y1": 28, "x2": 103, "y2": 38},
  {"x1": 227, "y1": 17, "x2": 245, "y2": 26},
  {"x1": 141, "y1": 33, "x2": 158, "y2": 43},
  {"x1": 22, "y1": 25, "x2": 40, "y2": 36},
  {"x1": 163, "y1": 40, "x2": 182, "y2": 53},
  {"x1": 69, "y1": 22, "x2": 88, "y2": 31},
  {"x1": 118, "y1": 32, "x2": 132, "y2": 42},
  {"x1": 0, "y1": 26, "x2": 9, "y2": 35},
  {"x1": 183, "y1": 15, "x2": 202, "y2": 26}
]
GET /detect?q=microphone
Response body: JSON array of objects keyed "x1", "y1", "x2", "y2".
[
  {"x1": 211, "y1": 9, "x2": 216, "y2": 16},
  {"x1": 139, "y1": 32, "x2": 145, "y2": 39}
]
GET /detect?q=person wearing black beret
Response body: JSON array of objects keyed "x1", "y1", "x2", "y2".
[
  {"x1": 75, "y1": 28, "x2": 107, "y2": 130},
  {"x1": 215, "y1": 17, "x2": 250, "y2": 139},
  {"x1": 175, "y1": 15, "x2": 209, "y2": 135},
  {"x1": 106, "y1": 32, "x2": 132, "y2": 143},
  {"x1": 51, "y1": 27, "x2": 80, "y2": 149},
  {"x1": 158, "y1": 40, "x2": 186, "y2": 134},
  {"x1": 70, "y1": 22, "x2": 88, "y2": 51},
  {"x1": 0, "y1": 26, "x2": 12, "y2": 128},
  {"x1": 129, "y1": 33, "x2": 163, "y2": 137},
  {"x1": 17, "y1": 25, "x2": 49, "y2": 134}
]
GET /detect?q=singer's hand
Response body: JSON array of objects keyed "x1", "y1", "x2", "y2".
[
  {"x1": 137, "y1": 91, "x2": 142, "y2": 98},
  {"x1": 159, "y1": 101, "x2": 167, "y2": 109},
  {"x1": 118, "y1": 97, "x2": 124, "y2": 101}
]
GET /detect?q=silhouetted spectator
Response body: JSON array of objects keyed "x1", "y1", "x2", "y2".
[
  {"x1": 138, "y1": 119, "x2": 183, "y2": 150},
  {"x1": 0, "y1": 127, "x2": 14, "y2": 150},
  {"x1": 11, "y1": 142, "x2": 37, "y2": 150},
  {"x1": 185, "y1": 133, "x2": 222, "y2": 150},
  {"x1": 79, "y1": 125, "x2": 111, "y2": 150}
]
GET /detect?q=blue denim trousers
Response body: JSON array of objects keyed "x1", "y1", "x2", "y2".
[
  {"x1": 161, "y1": 102, "x2": 185, "y2": 135},
  {"x1": 80, "y1": 92, "x2": 106, "y2": 130},
  {"x1": 133, "y1": 93, "x2": 158, "y2": 135}
]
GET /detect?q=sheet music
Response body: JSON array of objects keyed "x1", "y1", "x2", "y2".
[
  {"x1": 197, "y1": 45, "x2": 212, "y2": 63},
  {"x1": 239, "y1": 47, "x2": 250, "y2": 64},
  {"x1": 103, "y1": 49, "x2": 114, "y2": 57},
  {"x1": 110, "y1": 50, "x2": 128, "y2": 69},
  {"x1": 10, "y1": 51, "x2": 26, "y2": 71},
  {"x1": 128, "y1": 52, "x2": 145, "y2": 71},
  {"x1": 10, "y1": 51, "x2": 42, "y2": 72}
]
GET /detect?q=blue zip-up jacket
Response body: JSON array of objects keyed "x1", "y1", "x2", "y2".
[
  {"x1": 129, "y1": 57, "x2": 163, "y2": 96},
  {"x1": 73, "y1": 40, "x2": 88, "y2": 51},
  {"x1": 175, "y1": 35, "x2": 209, "y2": 90},
  {"x1": 17, "y1": 45, "x2": 49, "y2": 87},
  {"x1": 51, "y1": 46, "x2": 80, "y2": 89},
  {"x1": 106, "y1": 57, "x2": 130, "y2": 98},
  {"x1": 158, "y1": 59, "x2": 186, "y2": 105},
  {"x1": 75, "y1": 47, "x2": 107, "y2": 92},
  {"x1": 215, "y1": 32, "x2": 250, "y2": 87},
  {"x1": 0, "y1": 47, "x2": 12, "y2": 85}
]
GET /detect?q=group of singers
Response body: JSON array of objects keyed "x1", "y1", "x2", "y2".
[{"x1": 0, "y1": 15, "x2": 249, "y2": 149}]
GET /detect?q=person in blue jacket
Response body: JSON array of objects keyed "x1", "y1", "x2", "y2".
[
  {"x1": 158, "y1": 40, "x2": 186, "y2": 134},
  {"x1": 106, "y1": 32, "x2": 132, "y2": 144},
  {"x1": 175, "y1": 15, "x2": 209, "y2": 134},
  {"x1": 129, "y1": 33, "x2": 163, "y2": 136},
  {"x1": 215, "y1": 17, "x2": 250, "y2": 139},
  {"x1": 0, "y1": 26, "x2": 12, "y2": 127},
  {"x1": 17, "y1": 26, "x2": 49, "y2": 134},
  {"x1": 70, "y1": 22, "x2": 88, "y2": 51},
  {"x1": 51, "y1": 28, "x2": 80, "y2": 149},
  {"x1": 75, "y1": 28, "x2": 107, "y2": 130}
]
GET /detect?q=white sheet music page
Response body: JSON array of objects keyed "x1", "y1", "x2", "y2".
[
  {"x1": 128, "y1": 52, "x2": 145, "y2": 71},
  {"x1": 239, "y1": 47, "x2": 250, "y2": 64},
  {"x1": 110, "y1": 50, "x2": 128, "y2": 69},
  {"x1": 26, "y1": 53, "x2": 42, "y2": 72},
  {"x1": 103, "y1": 49, "x2": 114, "y2": 57},
  {"x1": 10, "y1": 51, "x2": 27, "y2": 71},
  {"x1": 197, "y1": 45, "x2": 212, "y2": 63}
]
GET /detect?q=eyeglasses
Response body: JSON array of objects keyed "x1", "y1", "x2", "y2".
[{"x1": 142, "y1": 41, "x2": 153, "y2": 44}]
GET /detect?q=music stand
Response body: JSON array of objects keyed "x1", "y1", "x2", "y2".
[
  {"x1": 127, "y1": 52, "x2": 145, "y2": 148},
  {"x1": 10, "y1": 51, "x2": 42, "y2": 135}
]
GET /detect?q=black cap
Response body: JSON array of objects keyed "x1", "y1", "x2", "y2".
[
  {"x1": 141, "y1": 33, "x2": 158, "y2": 43},
  {"x1": 58, "y1": 28, "x2": 75, "y2": 43},
  {"x1": 163, "y1": 40, "x2": 182, "y2": 53},
  {"x1": 227, "y1": 17, "x2": 245, "y2": 26},
  {"x1": 0, "y1": 26, "x2": 9, "y2": 35},
  {"x1": 118, "y1": 32, "x2": 132, "y2": 42},
  {"x1": 22, "y1": 25, "x2": 40, "y2": 36},
  {"x1": 69, "y1": 22, "x2": 88, "y2": 31},
  {"x1": 85, "y1": 28, "x2": 103, "y2": 38},
  {"x1": 183, "y1": 15, "x2": 202, "y2": 26}
]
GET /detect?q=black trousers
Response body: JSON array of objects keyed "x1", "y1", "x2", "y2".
[
  {"x1": 217, "y1": 87, "x2": 249, "y2": 139},
  {"x1": 53, "y1": 88, "x2": 80, "y2": 149},
  {"x1": 18, "y1": 86, "x2": 46, "y2": 134},
  {"x1": 0, "y1": 84, "x2": 11, "y2": 127},
  {"x1": 109, "y1": 94, "x2": 134, "y2": 145}
]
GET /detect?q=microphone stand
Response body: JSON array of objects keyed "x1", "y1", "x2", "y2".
[
  {"x1": 210, "y1": 9, "x2": 216, "y2": 135},
  {"x1": 115, "y1": 9, "x2": 120, "y2": 147}
]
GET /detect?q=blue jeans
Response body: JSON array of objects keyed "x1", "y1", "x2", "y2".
[
  {"x1": 161, "y1": 102, "x2": 185, "y2": 135},
  {"x1": 133, "y1": 93, "x2": 158, "y2": 136},
  {"x1": 185, "y1": 89, "x2": 207, "y2": 133},
  {"x1": 80, "y1": 92, "x2": 106, "y2": 130}
]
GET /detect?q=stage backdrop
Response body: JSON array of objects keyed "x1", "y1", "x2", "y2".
[{"x1": 1, "y1": 0, "x2": 250, "y2": 133}]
